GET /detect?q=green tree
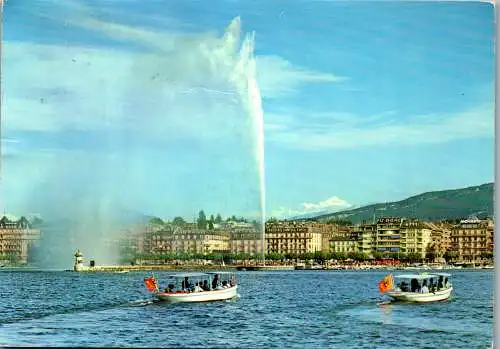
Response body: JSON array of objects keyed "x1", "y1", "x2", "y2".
[
  {"x1": 209, "y1": 214, "x2": 215, "y2": 223},
  {"x1": 330, "y1": 252, "x2": 348, "y2": 260},
  {"x1": 443, "y1": 251, "x2": 458, "y2": 262},
  {"x1": 480, "y1": 251, "x2": 493, "y2": 260},
  {"x1": 390, "y1": 253, "x2": 400, "y2": 260},
  {"x1": 197, "y1": 210, "x2": 207, "y2": 229},
  {"x1": 284, "y1": 252, "x2": 299, "y2": 260},
  {"x1": 314, "y1": 251, "x2": 328, "y2": 264},
  {"x1": 407, "y1": 253, "x2": 422, "y2": 263},
  {"x1": 172, "y1": 216, "x2": 186, "y2": 226},
  {"x1": 149, "y1": 217, "x2": 164, "y2": 225},
  {"x1": 31, "y1": 217, "x2": 44, "y2": 228},
  {"x1": 208, "y1": 221, "x2": 214, "y2": 230},
  {"x1": 266, "y1": 252, "x2": 284, "y2": 261},
  {"x1": 215, "y1": 214, "x2": 223, "y2": 224},
  {"x1": 372, "y1": 252, "x2": 383, "y2": 260},
  {"x1": 425, "y1": 244, "x2": 437, "y2": 262},
  {"x1": 302, "y1": 252, "x2": 315, "y2": 261},
  {"x1": 326, "y1": 219, "x2": 353, "y2": 226},
  {"x1": 349, "y1": 252, "x2": 368, "y2": 261}
]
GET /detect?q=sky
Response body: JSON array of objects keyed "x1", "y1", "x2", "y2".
[{"x1": 2, "y1": 0, "x2": 495, "y2": 222}]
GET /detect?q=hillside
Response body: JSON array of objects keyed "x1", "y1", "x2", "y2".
[{"x1": 309, "y1": 183, "x2": 494, "y2": 224}]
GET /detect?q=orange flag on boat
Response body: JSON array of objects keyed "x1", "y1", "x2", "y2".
[
  {"x1": 378, "y1": 274, "x2": 394, "y2": 293},
  {"x1": 144, "y1": 275, "x2": 158, "y2": 292}
]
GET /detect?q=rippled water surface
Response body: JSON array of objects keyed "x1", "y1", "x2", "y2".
[{"x1": 0, "y1": 269, "x2": 493, "y2": 348}]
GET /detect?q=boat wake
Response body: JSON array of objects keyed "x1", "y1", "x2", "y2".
[
  {"x1": 338, "y1": 303, "x2": 490, "y2": 336},
  {"x1": 122, "y1": 298, "x2": 156, "y2": 307}
]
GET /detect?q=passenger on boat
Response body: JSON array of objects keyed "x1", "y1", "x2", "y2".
[
  {"x1": 437, "y1": 276, "x2": 444, "y2": 290},
  {"x1": 182, "y1": 277, "x2": 192, "y2": 291},
  {"x1": 410, "y1": 278, "x2": 420, "y2": 293},
  {"x1": 194, "y1": 282, "x2": 203, "y2": 292},
  {"x1": 230, "y1": 275, "x2": 236, "y2": 287},
  {"x1": 221, "y1": 280, "x2": 228, "y2": 288},
  {"x1": 212, "y1": 274, "x2": 219, "y2": 290},
  {"x1": 165, "y1": 283, "x2": 175, "y2": 293},
  {"x1": 400, "y1": 281, "x2": 409, "y2": 292},
  {"x1": 420, "y1": 280, "x2": 429, "y2": 293},
  {"x1": 202, "y1": 280, "x2": 210, "y2": 291},
  {"x1": 444, "y1": 277, "x2": 450, "y2": 288},
  {"x1": 429, "y1": 278, "x2": 435, "y2": 292}
]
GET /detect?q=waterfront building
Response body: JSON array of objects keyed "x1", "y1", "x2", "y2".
[
  {"x1": 399, "y1": 218, "x2": 432, "y2": 258},
  {"x1": 350, "y1": 223, "x2": 376, "y2": 254},
  {"x1": 229, "y1": 223, "x2": 264, "y2": 256},
  {"x1": 265, "y1": 221, "x2": 325, "y2": 255},
  {"x1": 450, "y1": 217, "x2": 494, "y2": 262},
  {"x1": 374, "y1": 217, "x2": 403, "y2": 254},
  {"x1": 346, "y1": 217, "x2": 433, "y2": 258},
  {"x1": 330, "y1": 237, "x2": 358, "y2": 254},
  {"x1": 423, "y1": 221, "x2": 452, "y2": 259},
  {"x1": 146, "y1": 225, "x2": 230, "y2": 255},
  {"x1": 323, "y1": 223, "x2": 351, "y2": 253},
  {"x1": 0, "y1": 215, "x2": 41, "y2": 264}
]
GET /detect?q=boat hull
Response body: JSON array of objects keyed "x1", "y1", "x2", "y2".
[
  {"x1": 156, "y1": 286, "x2": 238, "y2": 303},
  {"x1": 387, "y1": 287, "x2": 453, "y2": 303}
]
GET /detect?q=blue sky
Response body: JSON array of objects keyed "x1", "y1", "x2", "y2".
[{"x1": 2, "y1": 0, "x2": 495, "y2": 221}]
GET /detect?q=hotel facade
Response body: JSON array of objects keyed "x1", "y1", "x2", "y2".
[
  {"x1": 450, "y1": 218, "x2": 494, "y2": 262},
  {"x1": 0, "y1": 216, "x2": 41, "y2": 265}
]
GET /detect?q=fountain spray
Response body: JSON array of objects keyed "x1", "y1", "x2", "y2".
[{"x1": 231, "y1": 26, "x2": 266, "y2": 264}]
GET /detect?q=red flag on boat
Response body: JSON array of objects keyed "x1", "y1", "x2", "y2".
[
  {"x1": 144, "y1": 275, "x2": 158, "y2": 292},
  {"x1": 378, "y1": 274, "x2": 394, "y2": 293}
]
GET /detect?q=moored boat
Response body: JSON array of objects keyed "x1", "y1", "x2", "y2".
[
  {"x1": 144, "y1": 271, "x2": 238, "y2": 303},
  {"x1": 379, "y1": 272, "x2": 453, "y2": 303}
]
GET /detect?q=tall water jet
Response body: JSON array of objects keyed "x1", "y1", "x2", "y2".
[
  {"x1": 231, "y1": 26, "x2": 267, "y2": 264},
  {"x1": 4, "y1": 13, "x2": 267, "y2": 268}
]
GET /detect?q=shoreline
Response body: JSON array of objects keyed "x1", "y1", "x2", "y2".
[{"x1": 1, "y1": 263, "x2": 493, "y2": 272}]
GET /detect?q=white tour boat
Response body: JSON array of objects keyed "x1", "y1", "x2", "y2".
[
  {"x1": 144, "y1": 271, "x2": 238, "y2": 303},
  {"x1": 385, "y1": 272, "x2": 453, "y2": 303}
]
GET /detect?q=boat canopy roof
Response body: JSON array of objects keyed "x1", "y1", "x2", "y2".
[
  {"x1": 394, "y1": 273, "x2": 446, "y2": 280},
  {"x1": 433, "y1": 272, "x2": 452, "y2": 277},
  {"x1": 167, "y1": 272, "x2": 210, "y2": 278},
  {"x1": 207, "y1": 271, "x2": 235, "y2": 275}
]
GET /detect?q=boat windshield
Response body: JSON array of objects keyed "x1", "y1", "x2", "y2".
[{"x1": 393, "y1": 273, "x2": 452, "y2": 293}]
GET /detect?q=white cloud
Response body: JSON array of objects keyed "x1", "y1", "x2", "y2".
[
  {"x1": 265, "y1": 103, "x2": 494, "y2": 149},
  {"x1": 269, "y1": 196, "x2": 353, "y2": 219},
  {"x1": 256, "y1": 56, "x2": 345, "y2": 98},
  {"x1": 302, "y1": 196, "x2": 352, "y2": 211},
  {"x1": 3, "y1": 15, "x2": 341, "y2": 141}
]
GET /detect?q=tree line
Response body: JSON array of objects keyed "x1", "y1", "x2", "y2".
[
  {"x1": 149, "y1": 210, "x2": 255, "y2": 230},
  {"x1": 120, "y1": 249, "x2": 494, "y2": 266}
]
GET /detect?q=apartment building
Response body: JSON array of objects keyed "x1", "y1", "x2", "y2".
[
  {"x1": 399, "y1": 219, "x2": 432, "y2": 258},
  {"x1": 265, "y1": 221, "x2": 325, "y2": 255},
  {"x1": 324, "y1": 223, "x2": 351, "y2": 253},
  {"x1": 424, "y1": 221, "x2": 452, "y2": 258},
  {"x1": 229, "y1": 223, "x2": 264, "y2": 256},
  {"x1": 0, "y1": 215, "x2": 41, "y2": 264},
  {"x1": 144, "y1": 225, "x2": 230, "y2": 255},
  {"x1": 375, "y1": 217, "x2": 403, "y2": 254},
  {"x1": 344, "y1": 217, "x2": 433, "y2": 258},
  {"x1": 330, "y1": 238, "x2": 358, "y2": 254},
  {"x1": 451, "y1": 217, "x2": 494, "y2": 262},
  {"x1": 350, "y1": 223, "x2": 376, "y2": 254}
]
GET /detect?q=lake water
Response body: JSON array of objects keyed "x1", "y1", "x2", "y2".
[{"x1": 0, "y1": 269, "x2": 493, "y2": 348}]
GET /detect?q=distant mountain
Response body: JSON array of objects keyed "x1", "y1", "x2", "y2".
[{"x1": 307, "y1": 183, "x2": 494, "y2": 224}]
